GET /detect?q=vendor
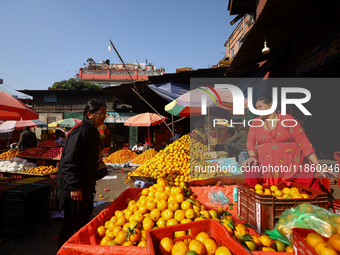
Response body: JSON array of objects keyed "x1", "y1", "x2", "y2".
[
  {"x1": 132, "y1": 142, "x2": 144, "y2": 154},
  {"x1": 54, "y1": 130, "x2": 66, "y2": 145}
]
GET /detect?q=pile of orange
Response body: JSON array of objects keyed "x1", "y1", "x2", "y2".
[
  {"x1": 0, "y1": 149, "x2": 20, "y2": 159},
  {"x1": 127, "y1": 135, "x2": 191, "y2": 182},
  {"x1": 251, "y1": 184, "x2": 311, "y2": 199},
  {"x1": 103, "y1": 149, "x2": 138, "y2": 164},
  {"x1": 131, "y1": 149, "x2": 158, "y2": 165},
  {"x1": 95, "y1": 178, "x2": 231, "y2": 248},
  {"x1": 25, "y1": 165, "x2": 58, "y2": 174},
  {"x1": 306, "y1": 232, "x2": 340, "y2": 255},
  {"x1": 159, "y1": 231, "x2": 232, "y2": 255}
]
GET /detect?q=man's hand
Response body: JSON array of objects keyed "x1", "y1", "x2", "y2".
[{"x1": 71, "y1": 189, "x2": 83, "y2": 201}]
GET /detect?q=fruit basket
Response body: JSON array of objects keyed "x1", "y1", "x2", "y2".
[
  {"x1": 237, "y1": 182, "x2": 328, "y2": 234},
  {"x1": 146, "y1": 219, "x2": 252, "y2": 255}
]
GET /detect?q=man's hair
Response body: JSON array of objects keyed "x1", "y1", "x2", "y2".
[{"x1": 24, "y1": 126, "x2": 30, "y2": 131}]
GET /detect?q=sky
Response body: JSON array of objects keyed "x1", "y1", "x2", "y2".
[{"x1": 0, "y1": 0, "x2": 236, "y2": 98}]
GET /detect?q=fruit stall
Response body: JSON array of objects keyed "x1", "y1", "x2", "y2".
[
  {"x1": 0, "y1": 140, "x2": 63, "y2": 240},
  {"x1": 50, "y1": 133, "x2": 340, "y2": 255}
]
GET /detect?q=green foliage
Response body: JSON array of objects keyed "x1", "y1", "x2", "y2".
[{"x1": 51, "y1": 78, "x2": 103, "y2": 91}]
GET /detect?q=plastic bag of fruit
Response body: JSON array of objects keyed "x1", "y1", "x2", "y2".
[{"x1": 267, "y1": 203, "x2": 340, "y2": 243}]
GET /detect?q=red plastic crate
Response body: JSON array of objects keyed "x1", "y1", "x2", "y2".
[
  {"x1": 335, "y1": 152, "x2": 340, "y2": 188},
  {"x1": 292, "y1": 228, "x2": 329, "y2": 255},
  {"x1": 333, "y1": 199, "x2": 340, "y2": 215},
  {"x1": 146, "y1": 219, "x2": 252, "y2": 255},
  {"x1": 237, "y1": 182, "x2": 328, "y2": 234}
]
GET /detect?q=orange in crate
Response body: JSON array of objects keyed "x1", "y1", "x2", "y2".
[{"x1": 146, "y1": 219, "x2": 252, "y2": 255}]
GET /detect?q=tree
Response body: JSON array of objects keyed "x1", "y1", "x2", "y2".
[{"x1": 52, "y1": 78, "x2": 103, "y2": 91}]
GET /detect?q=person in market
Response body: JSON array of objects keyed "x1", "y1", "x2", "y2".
[
  {"x1": 57, "y1": 99, "x2": 108, "y2": 249},
  {"x1": 54, "y1": 129, "x2": 66, "y2": 145},
  {"x1": 223, "y1": 122, "x2": 248, "y2": 157},
  {"x1": 242, "y1": 95, "x2": 326, "y2": 190},
  {"x1": 18, "y1": 126, "x2": 37, "y2": 151},
  {"x1": 132, "y1": 142, "x2": 144, "y2": 154},
  {"x1": 166, "y1": 129, "x2": 182, "y2": 143}
]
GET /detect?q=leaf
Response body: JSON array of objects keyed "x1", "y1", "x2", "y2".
[
  {"x1": 243, "y1": 223, "x2": 252, "y2": 228},
  {"x1": 265, "y1": 228, "x2": 292, "y2": 246},
  {"x1": 240, "y1": 234, "x2": 252, "y2": 242}
]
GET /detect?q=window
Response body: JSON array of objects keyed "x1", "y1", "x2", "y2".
[
  {"x1": 230, "y1": 47, "x2": 235, "y2": 58},
  {"x1": 238, "y1": 37, "x2": 243, "y2": 49},
  {"x1": 47, "y1": 117, "x2": 56, "y2": 125},
  {"x1": 44, "y1": 94, "x2": 57, "y2": 103}
]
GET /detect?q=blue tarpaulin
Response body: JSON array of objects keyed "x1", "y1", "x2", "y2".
[{"x1": 147, "y1": 82, "x2": 190, "y2": 102}]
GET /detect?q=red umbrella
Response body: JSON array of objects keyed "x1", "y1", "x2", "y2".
[
  {"x1": 0, "y1": 91, "x2": 31, "y2": 113},
  {"x1": 124, "y1": 113, "x2": 168, "y2": 127},
  {"x1": 0, "y1": 97, "x2": 39, "y2": 121},
  {"x1": 0, "y1": 120, "x2": 37, "y2": 133}
]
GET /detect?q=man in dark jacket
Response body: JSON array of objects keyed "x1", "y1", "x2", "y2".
[
  {"x1": 224, "y1": 124, "x2": 248, "y2": 156},
  {"x1": 18, "y1": 126, "x2": 37, "y2": 151}
]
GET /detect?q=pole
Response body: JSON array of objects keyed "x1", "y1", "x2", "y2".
[
  {"x1": 109, "y1": 39, "x2": 173, "y2": 135},
  {"x1": 172, "y1": 115, "x2": 175, "y2": 143},
  {"x1": 208, "y1": 107, "x2": 210, "y2": 151}
]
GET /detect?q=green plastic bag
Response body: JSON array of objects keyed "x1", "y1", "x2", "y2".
[{"x1": 267, "y1": 203, "x2": 340, "y2": 243}]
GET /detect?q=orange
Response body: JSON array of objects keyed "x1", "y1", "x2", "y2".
[
  {"x1": 157, "y1": 200, "x2": 168, "y2": 211},
  {"x1": 292, "y1": 192, "x2": 303, "y2": 199},
  {"x1": 125, "y1": 198, "x2": 132, "y2": 205},
  {"x1": 124, "y1": 209, "x2": 133, "y2": 221},
  {"x1": 274, "y1": 190, "x2": 283, "y2": 197},
  {"x1": 200, "y1": 210, "x2": 211, "y2": 219},
  {"x1": 181, "y1": 200, "x2": 192, "y2": 211},
  {"x1": 123, "y1": 222, "x2": 131, "y2": 233},
  {"x1": 255, "y1": 184, "x2": 263, "y2": 190},
  {"x1": 259, "y1": 235, "x2": 272, "y2": 247},
  {"x1": 138, "y1": 205, "x2": 148, "y2": 214},
  {"x1": 106, "y1": 230, "x2": 114, "y2": 239},
  {"x1": 189, "y1": 240, "x2": 206, "y2": 255},
  {"x1": 107, "y1": 240, "x2": 118, "y2": 246},
  {"x1": 163, "y1": 209, "x2": 174, "y2": 220},
  {"x1": 202, "y1": 238, "x2": 217, "y2": 255},
  {"x1": 181, "y1": 218, "x2": 192, "y2": 224},
  {"x1": 110, "y1": 216, "x2": 117, "y2": 223},
  {"x1": 315, "y1": 242, "x2": 338, "y2": 255},
  {"x1": 174, "y1": 230, "x2": 186, "y2": 238},
  {"x1": 142, "y1": 216, "x2": 154, "y2": 231},
  {"x1": 134, "y1": 212, "x2": 144, "y2": 223},
  {"x1": 112, "y1": 226, "x2": 123, "y2": 238},
  {"x1": 282, "y1": 187, "x2": 290, "y2": 195},
  {"x1": 172, "y1": 240, "x2": 189, "y2": 255},
  {"x1": 129, "y1": 228, "x2": 141, "y2": 242},
  {"x1": 196, "y1": 232, "x2": 210, "y2": 243},
  {"x1": 146, "y1": 200, "x2": 157, "y2": 211},
  {"x1": 122, "y1": 241, "x2": 134, "y2": 246},
  {"x1": 302, "y1": 193, "x2": 310, "y2": 199},
  {"x1": 160, "y1": 192, "x2": 169, "y2": 201},
  {"x1": 174, "y1": 210, "x2": 186, "y2": 222},
  {"x1": 175, "y1": 193, "x2": 185, "y2": 203},
  {"x1": 130, "y1": 219, "x2": 141, "y2": 230},
  {"x1": 328, "y1": 234, "x2": 340, "y2": 252},
  {"x1": 216, "y1": 207, "x2": 224, "y2": 215},
  {"x1": 166, "y1": 218, "x2": 179, "y2": 227},
  {"x1": 285, "y1": 245, "x2": 294, "y2": 253},
  {"x1": 100, "y1": 235, "x2": 113, "y2": 245},
  {"x1": 115, "y1": 230, "x2": 128, "y2": 245},
  {"x1": 105, "y1": 220, "x2": 115, "y2": 231},
  {"x1": 256, "y1": 190, "x2": 264, "y2": 195},
  {"x1": 138, "y1": 240, "x2": 148, "y2": 247},
  {"x1": 156, "y1": 218, "x2": 167, "y2": 228},
  {"x1": 185, "y1": 208, "x2": 195, "y2": 220},
  {"x1": 157, "y1": 177, "x2": 166, "y2": 187},
  {"x1": 168, "y1": 201, "x2": 180, "y2": 212},
  {"x1": 306, "y1": 232, "x2": 325, "y2": 248},
  {"x1": 96, "y1": 226, "x2": 107, "y2": 239},
  {"x1": 150, "y1": 208, "x2": 161, "y2": 222},
  {"x1": 251, "y1": 236, "x2": 262, "y2": 248},
  {"x1": 139, "y1": 229, "x2": 147, "y2": 241},
  {"x1": 209, "y1": 210, "x2": 218, "y2": 219},
  {"x1": 116, "y1": 215, "x2": 127, "y2": 226},
  {"x1": 115, "y1": 210, "x2": 124, "y2": 218},
  {"x1": 270, "y1": 185, "x2": 278, "y2": 192},
  {"x1": 141, "y1": 188, "x2": 149, "y2": 196},
  {"x1": 215, "y1": 246, "x2": 232, "y2": 255}
]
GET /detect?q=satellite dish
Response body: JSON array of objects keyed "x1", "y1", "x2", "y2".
[{"x1": 105, "y1": 59, "x2": 110, "y2": 65}]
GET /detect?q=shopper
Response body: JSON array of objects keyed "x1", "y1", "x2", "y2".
[
  {"x1": 18, "y1": 126, "x2": 37, "y2": 151},
  {"x1": 242, "y1": 95, "x2": 325, "y2": 189},
  {"x1": 57, "y1": 99, "x2": 108, "y2": 249}
]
